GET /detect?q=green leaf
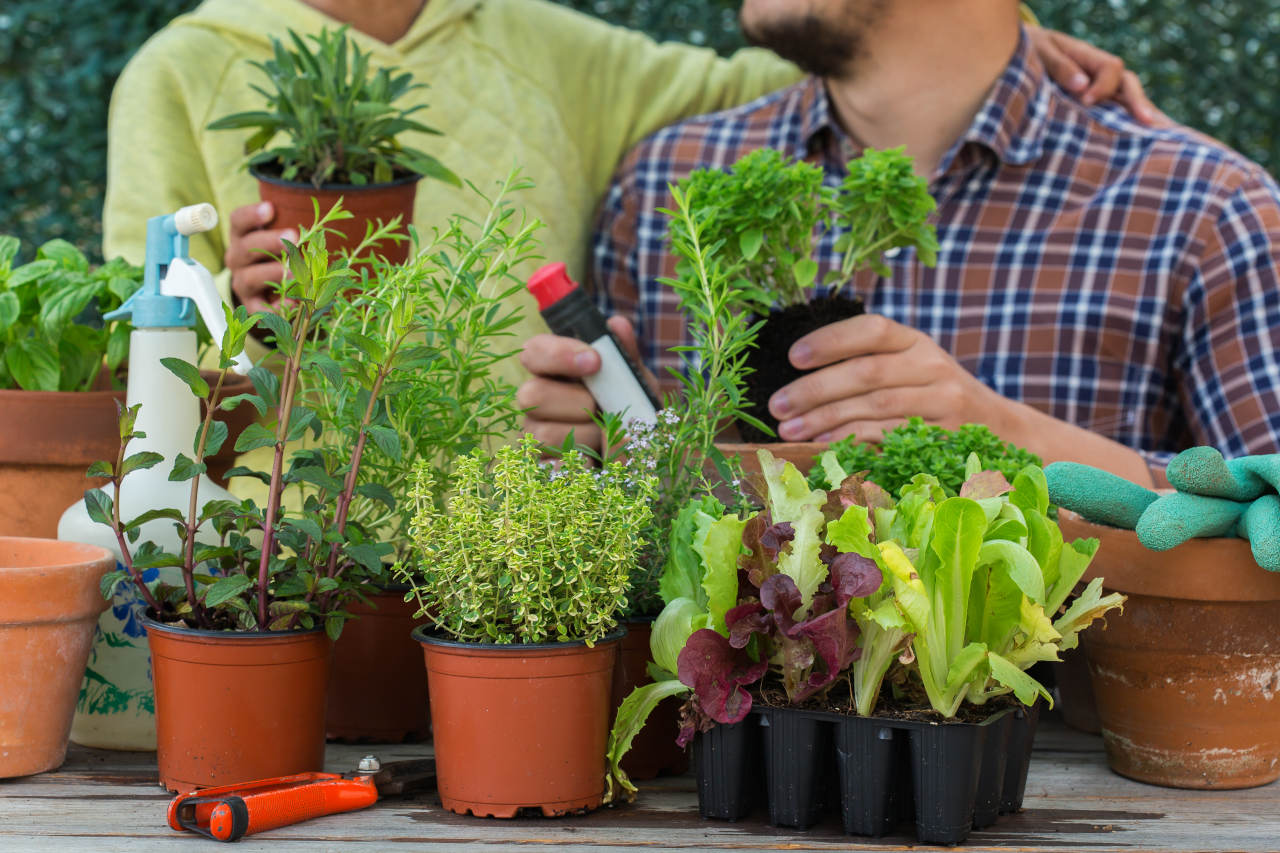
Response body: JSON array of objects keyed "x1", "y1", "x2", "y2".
[
  {"x1": 201, "y1": 420, "x2": 230, "y2": 458},
  {"x1": 738, "y1": 227, "x2": 764, "y2": 261},
  {"x1": 256, "y1": 311, "x2": 293, "y2": 348},
  {"x1": 120, "y1": 451, "x2": 164, "y2": 478},
  {"x1": 0, "y1": 291, "x2": 19, "y2": 334},
  {"x1": 364, "y1": 424, "x2": 401, "y2": 461},
  {"x1": 161, "y1": 357, "x2": 209, "y2": 398},
  {"x1": 125, "y1": 507, "x2": 186, "y2": 530},
  {"x1": 99, "y1": 568, "x2": 128, "y2": 601},
  {"x1": 219, "y1": 393, "x2": 267, "y2": 416},
  {"x1": 86, "y1": 459, "x2": 114, "y2": 479},
  {"x1": 248, "y1": 366, "x2": 281, "y2": 408},
  {"x1": 204, "y1": 574, "x2": 253, "y2": 607},
  {"x1": 326, "y1": 614, "x2": 345, "y2": 642},
  {"x1": 354, "y1": 482, "x2": 396, "y2": 510},
  {"x1": 84, "y1": 488, "x2": 113, "y2": 526},
  {"x1": 234, "y1": 422, "x2": 278, "y2": 453},
  {"x1": 168, "y1": 453, "x2": 207, "y2": 482},
  {"x1": 344, "y1": 543, "x2": 384, "y2": 572},
  {"x1": 6, "y1": 337, "x2": 60, "y2": 391},
  {"x1": 792, "y1": 258, "x2": 818, "y2": 290},
  {"x1": 693, "y1": 514, "x2": 749, "y2": 635},
  {"x1": 987, "y1": 651, "x2": 1053, "y2": 707},
  {"x1": 605, "y1": 679, "x2": 691, "y2": 802}
]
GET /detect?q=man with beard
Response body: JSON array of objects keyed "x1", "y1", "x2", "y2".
[{"x1": 518, "y1": 0, "x2": 1280, "y2": 483}]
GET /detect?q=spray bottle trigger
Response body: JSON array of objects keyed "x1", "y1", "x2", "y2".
[{"x1": 160, "y1": 259, "x2": 253, "y2": 375}]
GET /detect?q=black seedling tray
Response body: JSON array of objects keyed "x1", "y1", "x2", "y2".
[{"x1": 692, "y1": 702, "x2": 1041, "y2": 845}]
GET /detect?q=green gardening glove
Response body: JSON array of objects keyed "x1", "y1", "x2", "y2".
[{"x1": 1044, "y1": 461, "x2": 1160, "y2": 529}]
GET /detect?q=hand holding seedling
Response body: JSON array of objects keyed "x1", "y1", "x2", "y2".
[{"x1": 767, "y1": 313, "x2": 1009, "y2": 444}]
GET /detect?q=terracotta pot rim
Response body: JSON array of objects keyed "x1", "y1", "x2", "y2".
[
  {"x1": 141, "y1": 614, "x2": 325, "y2": 641},
  {"x1": 0, "y1": 537, "x2": 115, "y2": 572},
  {"x1": 715, "y1": 440, "x2": 829, "y2": 456},
  {"x1": 413, "y1": 625, "x2": 627, "y2": 652},
  {"x1": 0, "y1": 386, "x2": 124, "y2": 402},
  {"x1": 251, "y1": 163, "x2": 422, "y2": 192}
]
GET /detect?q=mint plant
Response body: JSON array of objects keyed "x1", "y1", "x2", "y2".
[
  {"x1": 208, "y1": 27, "x2": 458, "y2": 189},
  {"x1": 396, "y1": 435, "x2": 655, "y2": 645},
  {"x1": 0, "y1": 236, "x2": 141, "y2": 391},
  {"x1": 85, "y1": 201, "x2": 414, "y2": 635}
]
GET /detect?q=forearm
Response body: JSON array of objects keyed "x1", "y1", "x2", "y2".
[{"x1": 993, "y1": 397, "x2": 1156, "y2": 488}]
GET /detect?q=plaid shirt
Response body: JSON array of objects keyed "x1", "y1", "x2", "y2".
[{"x1": 590, "y1": 30, "x2": 1280, "y2": 462}]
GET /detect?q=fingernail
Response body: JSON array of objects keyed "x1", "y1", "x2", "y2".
[
  {"x1": 281, "y1": 229, "x2": 297, "y2": 244},
  {"x1": 258, "y1": 202, "x2": 273, "y2": 220},
  {"x1": 779, "y1": 418, "x2": 804, "y2": 439},
  {"x1": 790, "y1": 342, "x2": 812, "y2": 368},
  {"x1": 815, "y1": 432, "x2": 832, "y2": 443},
  {"x1": 771, "y1": 391, "x2": 792, "y2": 416},
  {"x1": 574, "y1": 350, "x2": 597, "y2": 373},
  {"x1": 1069, "y1": 72, "x2": 1088, "y2": 91}
]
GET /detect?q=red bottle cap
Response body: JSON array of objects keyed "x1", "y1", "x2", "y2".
[{"x1": 527, "y1": 262, "x2": 578, "y2": 311}]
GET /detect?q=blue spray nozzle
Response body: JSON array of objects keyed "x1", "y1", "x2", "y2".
[{"x1": 106, "y1": 204, "x2": 219, "y2": 328}]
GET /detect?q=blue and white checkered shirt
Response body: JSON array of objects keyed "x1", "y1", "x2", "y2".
[{"x1": 590, "y1": 30, "x2": 1280, "y2": 463}]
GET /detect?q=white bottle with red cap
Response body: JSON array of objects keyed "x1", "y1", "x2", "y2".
[{"x1": 526, "y1": 262, "x2": 659, "y2": 426}]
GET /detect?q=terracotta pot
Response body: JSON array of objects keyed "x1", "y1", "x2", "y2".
[
  {"x1": 0, "y1": 388, "x2": 124, "y2": 539},
  {"x1": 716, "y1": 440, "x2": 826, "y2": 483},
  {"x1": 145, "y1": 618, "x2": 331, "y2": 793},
  {"x1": 1059, "y1": 509, "x2": 1280, "y2": 789},
  {"x1": 326, "y1": 590, "x2": 431, "y2": 742},
  {"x1": 0, "y1": 537, "x2": 115, "y2": 777},
  {"x1": 254, "y1": 166, "x2": 419, "y2": 267},
  {"x1": 200, "y1": 370, "x2": 258, "y2": 488},
  {"x1": 610, "y1": 620, "x2": 688, "y2": 780},
  {"x1": 416, "y1": 627, "x2": 623, "y2": 817}
]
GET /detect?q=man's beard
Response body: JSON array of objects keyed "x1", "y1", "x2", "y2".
[{"x1": 740, "y1": 1, "x2": 884, "y2": 79}]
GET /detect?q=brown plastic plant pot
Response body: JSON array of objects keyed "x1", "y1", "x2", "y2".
[
  {"x1": 326, "y1": 590, "x2": 431, "y2": 743},
  {"x1": 610, "y1": 620, "x2": 688, "y2": 780},
  {"x1": 253, "y1": 166, "x2": 419, "y2": 267},
  {"x1": 415, "y1": 627, "x2": 624, "y2": 818},
  {"x1": 0, "y1": 538, "x2": 115, "y2": 778},
  {"x1": 145, "y1": 617, "x2": 331, "y2": 793},
  {"x1": 0, "y1": 387, "x2": 125, "y2": 539},
  {"x1": 1059, "y1": 509, "x2": 1280, "y2": 789}
]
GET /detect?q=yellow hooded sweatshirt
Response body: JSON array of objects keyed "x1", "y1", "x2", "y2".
[{"x1": 102, "y1": 0, "x2": 799, "y2": 355}]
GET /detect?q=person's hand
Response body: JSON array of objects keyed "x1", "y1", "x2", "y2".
[
  {"x1": 517, "y1": 316, "x2": 653, "y2": 452},
  {"x1": 1028, "y1": 25, "x2": 1171, "y2": 128},
  {"x1": 225, "y1": 202, "x2": 295, "y2": 315},
  {"x1": 767, "y1": 314, "x2": 1012, "y2": 443}
]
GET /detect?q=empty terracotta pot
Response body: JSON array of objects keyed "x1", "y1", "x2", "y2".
[
  {"x1": 416, "y1": 628, "x2": 622, "y2": 817},
  {"x1": 146, "y1": 618, "x2": 331, "y2": 793},
  {"x1": 0, "y1": 537, "x2": 115, "y2": 777},
  {"x1": 716, "y1": 441, "x2": 826, "y2": 481},
  {"x1": 0, "y1": 388, "x2": 124, "y2": 539},
  {"x1": 326, "y1": 589, "x2": 430, "y2": 742},
  {"x1": 254, "y1": 166, "x2": 419, "y2": 267},
  {"x1": 1060, "y1": 509, "x2": 1280, "y2": 789},
  {"x1": 610, "y1": 620, "x2": 688, "y2": 780}
]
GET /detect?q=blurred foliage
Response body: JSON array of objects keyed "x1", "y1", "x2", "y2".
[{"x1": 3, "y1": 0, "x2": 1279, "y2": 260}]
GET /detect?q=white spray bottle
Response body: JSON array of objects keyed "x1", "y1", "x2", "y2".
[{"x1": 58, "y1": 204, "x2": 253, "y2": 750}]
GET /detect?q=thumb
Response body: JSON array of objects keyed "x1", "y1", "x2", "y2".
[{"x1": 605, "y1": 315, "x2": 660, "y2": 395}]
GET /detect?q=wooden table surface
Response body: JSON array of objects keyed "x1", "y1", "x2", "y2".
[{"x1": 2, "y1": 715, "x2": 1277, "y2": 853}]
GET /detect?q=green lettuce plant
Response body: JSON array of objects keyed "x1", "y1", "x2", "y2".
[
  {"x1": 395, "y1": 434, "x2": 655, "y2": 646},
  {"x1": 0, "y1": 236, "x2": 141, "y2": 391},
  {"x1": 207, "y1": 26, "x2": 457, "y2": 188}
]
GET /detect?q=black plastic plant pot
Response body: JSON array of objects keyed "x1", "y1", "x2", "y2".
[
  {"x1": 693, "y1": 714, "x2": 761, "y2": 821},
  {"x1": 907, "y1": 718, "x2": 991, "y2": 845},
  {"x1": 1000, "y1": 700, "x2": 1042, "y2": 814},
  {"x1": 760, "y1": 707, "x2": 832, "y2": 830},
  {"x1": 835, "y1": 715, "x2": 904, "y2": 837},
  {"x1": 972, "y1": 711, "x2": 1014, "y2": 829}
]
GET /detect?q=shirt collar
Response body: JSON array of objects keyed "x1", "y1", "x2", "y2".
[{"x1": 794, "y1": 25, "x2": 1051, "y2": 172}]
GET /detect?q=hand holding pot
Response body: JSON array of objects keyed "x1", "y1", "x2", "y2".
[
  {"x1": 225, "y1": 202, "x2": 294, "y2": 315},
  {"x1": 767, "y1": 313, "x2": 1010, "y2": 443}
]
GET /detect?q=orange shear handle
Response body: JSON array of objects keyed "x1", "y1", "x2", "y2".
[{"x1": 167, "y1": 772, "x2": 380, "y2": 842}]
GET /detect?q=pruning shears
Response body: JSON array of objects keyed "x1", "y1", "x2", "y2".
[{"x1": 166, "y1": 756, "x2": 435, "y2": 842}]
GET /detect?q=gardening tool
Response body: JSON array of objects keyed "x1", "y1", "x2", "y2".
[
  {"x1": 166, "y1": 755, "x2": 436, "y2": 842},
  {"x1": 57, "y1": 204, "x2": 255, "y2": 750},
  {"x1": 1045, "y1": 449, "x2": 1280, "y2": 571}
]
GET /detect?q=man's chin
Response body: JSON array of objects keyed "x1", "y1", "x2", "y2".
[{"x1": 739, "y1": 5, "x2": 862, "y2": 78}]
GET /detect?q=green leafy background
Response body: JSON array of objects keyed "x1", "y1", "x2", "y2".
[{"x1": 4, "y1": 0, "x2": 1278, "y2": 261}]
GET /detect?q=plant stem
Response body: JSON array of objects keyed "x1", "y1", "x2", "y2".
[
  {"x1": 108, "y1": 440, "x2": 164, "y2": 615},
  {"x1": 182, "y1": 368, "x2": 228, "y2": 627}
]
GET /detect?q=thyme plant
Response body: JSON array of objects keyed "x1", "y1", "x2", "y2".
[{"x1": 397, "y1": 435, "x2": 655, "y2": 645}]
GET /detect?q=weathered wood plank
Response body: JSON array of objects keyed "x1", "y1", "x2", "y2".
[{"x1": 1, "y1": 718, "x2": 1276, "y2": 852}]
